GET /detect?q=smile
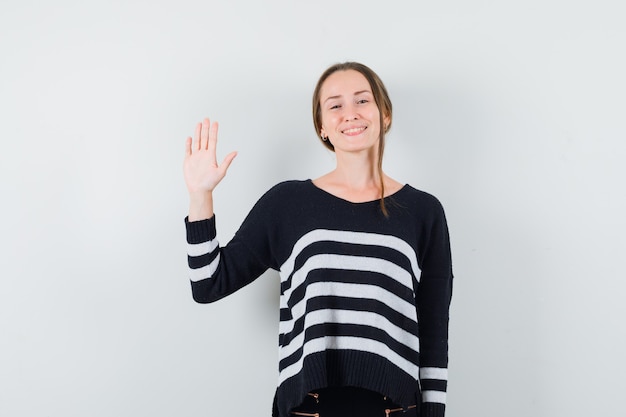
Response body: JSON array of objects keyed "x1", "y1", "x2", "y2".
[{"x1": 341, "y1": 126, "x2": 367, "y2": 135}]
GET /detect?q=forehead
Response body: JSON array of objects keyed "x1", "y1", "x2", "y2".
[{"x1": 320, "y1": 69, "x2": 372, "y2": 99}]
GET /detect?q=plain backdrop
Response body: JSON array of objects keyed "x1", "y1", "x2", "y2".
[{"x1": 1, "y1": 1, "x2": 625, "y2": 416}]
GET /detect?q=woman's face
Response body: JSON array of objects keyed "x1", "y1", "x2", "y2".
[{"x1": 319, "y1": 69, "x2": 389, "y2": 155}]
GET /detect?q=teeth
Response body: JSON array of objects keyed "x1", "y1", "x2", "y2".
[{"x1": 343, "y1": 127, "x2": 365, "y2": 134}]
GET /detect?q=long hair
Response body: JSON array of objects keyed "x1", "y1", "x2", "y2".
[{"x1": 312, "y1": 62, "x2": 393, "y2": 215}]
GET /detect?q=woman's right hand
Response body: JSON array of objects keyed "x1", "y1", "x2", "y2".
[
  {"x1": 184, "y1": 118, "x2": 237, "y2": 220},
  {"x1": 184, "y1": 117, "x2": 237, "y2": 194}
]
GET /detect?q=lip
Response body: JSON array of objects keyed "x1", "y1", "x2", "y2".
[{"x1": 341, "y1": 125, "x2": 367, "y2": 136}]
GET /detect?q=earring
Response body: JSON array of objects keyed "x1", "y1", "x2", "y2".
[{"x1": 321, "y1": 134, "x2": 328, "y2": 141}]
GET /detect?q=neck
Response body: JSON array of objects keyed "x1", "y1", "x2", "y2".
[{"x1": 333, "y1": 149, "x2": 381, "y2": 190}]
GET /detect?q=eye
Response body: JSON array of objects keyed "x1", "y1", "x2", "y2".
[
  {"x1": 329, "y1": 104, "x2": 341, "y2": 110},
  {"x1": 356, "y1": 98, "x2": 370, "y2": 105}
]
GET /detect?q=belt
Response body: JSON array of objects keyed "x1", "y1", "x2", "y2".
[
  {"x1": 291, "y1": 405, "x2": 417, "y2": 417},
  {"x1": 290, "y1": 391, "x2": 417, "y2": 417}
]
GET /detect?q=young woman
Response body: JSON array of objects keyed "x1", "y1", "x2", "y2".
[{"x1": 183, "y1": 62, "x2": 453, "y2": 417}]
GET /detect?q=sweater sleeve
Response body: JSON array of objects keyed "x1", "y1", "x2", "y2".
[
  {"x1": 416, "y1": 198, "x2": 454, "y2": 417},
  {"x1": 185, "y1": 187, "x2": 281, "y2": 303},
  {"x1": 185, "y1": 215, "x2": 271, "y2": 303}
]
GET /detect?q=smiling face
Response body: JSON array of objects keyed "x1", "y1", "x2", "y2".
[{"x1": 318, "y1": 69, "x2": 390, "y2": 155}]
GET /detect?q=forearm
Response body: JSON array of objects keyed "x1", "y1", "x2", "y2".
[{"x1": 185, "y1": 212, "x2": 271, "y2": 303}]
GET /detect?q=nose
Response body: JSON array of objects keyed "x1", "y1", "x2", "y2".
[{"x1": 343, "y1": 103, "x2": 359, "y2": 121}]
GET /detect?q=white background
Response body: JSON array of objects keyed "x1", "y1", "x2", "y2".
[{"x1": 1, "y1": 1, "x2": 625, "y2": 416}]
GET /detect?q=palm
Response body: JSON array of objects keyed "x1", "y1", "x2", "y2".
[{"x1": 183, "y1": 118, "x2": 237, "y2": 194}]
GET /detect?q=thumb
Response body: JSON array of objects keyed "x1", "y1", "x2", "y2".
[{"x1": 219, "y1": 151, "x2": 238, "y2": 175}]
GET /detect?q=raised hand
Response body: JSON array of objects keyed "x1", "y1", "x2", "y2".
[{"x1": 184, "y1": 118, "x2": 237, "y2": 220}]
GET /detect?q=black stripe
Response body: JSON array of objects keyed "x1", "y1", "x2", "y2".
[
  {"x1": 420, "y1": 379, "x2": 447, "y2": 392},
  {"x1": 279, "y1": 322, "x2": 419, "y2": 370},
  {"x1": 286, "y1": 269, "x2": 415, "y2": 309},
  {"x1": 187, "y1": 250, "x2": 218, "y2": 270},
  {"x1": 292, "y1": 241, "x2": 416, "y2": 276},
  {"x1": 281, "y1": 296, "x2": 418, "y2": 343},
  {"x1": 281, "y1": 239, "x2": 418, "y2": 295}
]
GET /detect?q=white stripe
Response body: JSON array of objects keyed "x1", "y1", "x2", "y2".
[
  {"x1": 281, "y1": 254, "x2": 414, "y2": 310},
  {"x1": 422, "y1": 390, "x2": 446, "y2": 404},
  {"x1": 278, "y1": 336, "x2": 420, "y2": 385},
  {"x1": 279, "y1": 229, "x2": 420, "y2": 282},
  {"x1": 189, "y1": 253, "x2": 221, "y2": 282},
  {"x1": 279, "y1": 308, "x2": 420, "y2": 359},
  {"x1": 279, "y1": 281, "x2": 416, "y2": 336},
  {"x1": 420, "y1": 367, "x2": 448, "y2": 381},
  {"x1": 187, "y1": 239, "x2": 219, "y2": 257}
]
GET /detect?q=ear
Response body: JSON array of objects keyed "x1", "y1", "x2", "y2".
[
  {"x1": 320, "y1": 127, "x2": 327, "y2": 138},
  {"x1": 383, "y1": 113, "x2": 391, "y2": 130}
]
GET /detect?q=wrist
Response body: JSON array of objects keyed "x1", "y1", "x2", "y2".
[{"x1": 188, "y1": 191, "x2": 214, "y2": 221}]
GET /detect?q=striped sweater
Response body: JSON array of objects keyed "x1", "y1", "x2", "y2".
[{"x1": 185, "y1": 180, "x2": 453, "y2": 417}]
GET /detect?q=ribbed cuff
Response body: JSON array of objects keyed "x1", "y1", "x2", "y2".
[
  {"x1": 185, "y1": 215, "x2": 216, "y2": 244},
  {"x1": 420, "y1": 402, "x2": 445, "y2": 417}
]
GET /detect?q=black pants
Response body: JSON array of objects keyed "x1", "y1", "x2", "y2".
[{"x1": 289, "y1": 386, "x2": 417, "y2": 417}]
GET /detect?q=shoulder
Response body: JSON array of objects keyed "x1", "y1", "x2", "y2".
[
  {"x1": 393, "y1": 185, "x2": 448, "y2": 219},
  {"x1": 247, "y1": 180, "x2": 313, "y2": 212},
  {"x1": 265, "y1": 179, "x2": 311, "y2": 194},
  {"x1": 257, "y1": 179, "x2": 312, "y2": 202},
  {"x1": 400, "y1": 185, "x2": 444, "y2": 207}
]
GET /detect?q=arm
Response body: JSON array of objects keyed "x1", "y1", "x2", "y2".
[
  {"x1": 416, "y1": 200, "x2": 454, "y2": 417},
  {"x1": 184, "y1": 117, "x2": 264, "y2": 303}
]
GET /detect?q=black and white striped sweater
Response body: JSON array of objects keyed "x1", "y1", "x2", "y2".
[{"x1": 185, "y1": 180, "x2": 453, "y2": 417}]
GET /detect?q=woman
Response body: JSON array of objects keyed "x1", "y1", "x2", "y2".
[{"x1": 183, "y1": 62, "x2": 453, "y2": 417}]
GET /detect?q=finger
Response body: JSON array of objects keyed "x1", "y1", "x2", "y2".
[
  {"x1": 194, "y1": 122, "x2": 202, "y2": 151},
  {"x1": 200, "y1": 118, "x2": 211, "y2": 150},
  {"x1": 208, "y1": 121, "x2": 219, "y2": 158},
  {"x1": 185, "y1": 136, "x2": 192, "y2": 157}
]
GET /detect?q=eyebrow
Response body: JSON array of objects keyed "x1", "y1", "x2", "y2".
[{"x1": 323, "y1": 90, "x2": 372, "y2": 104}]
